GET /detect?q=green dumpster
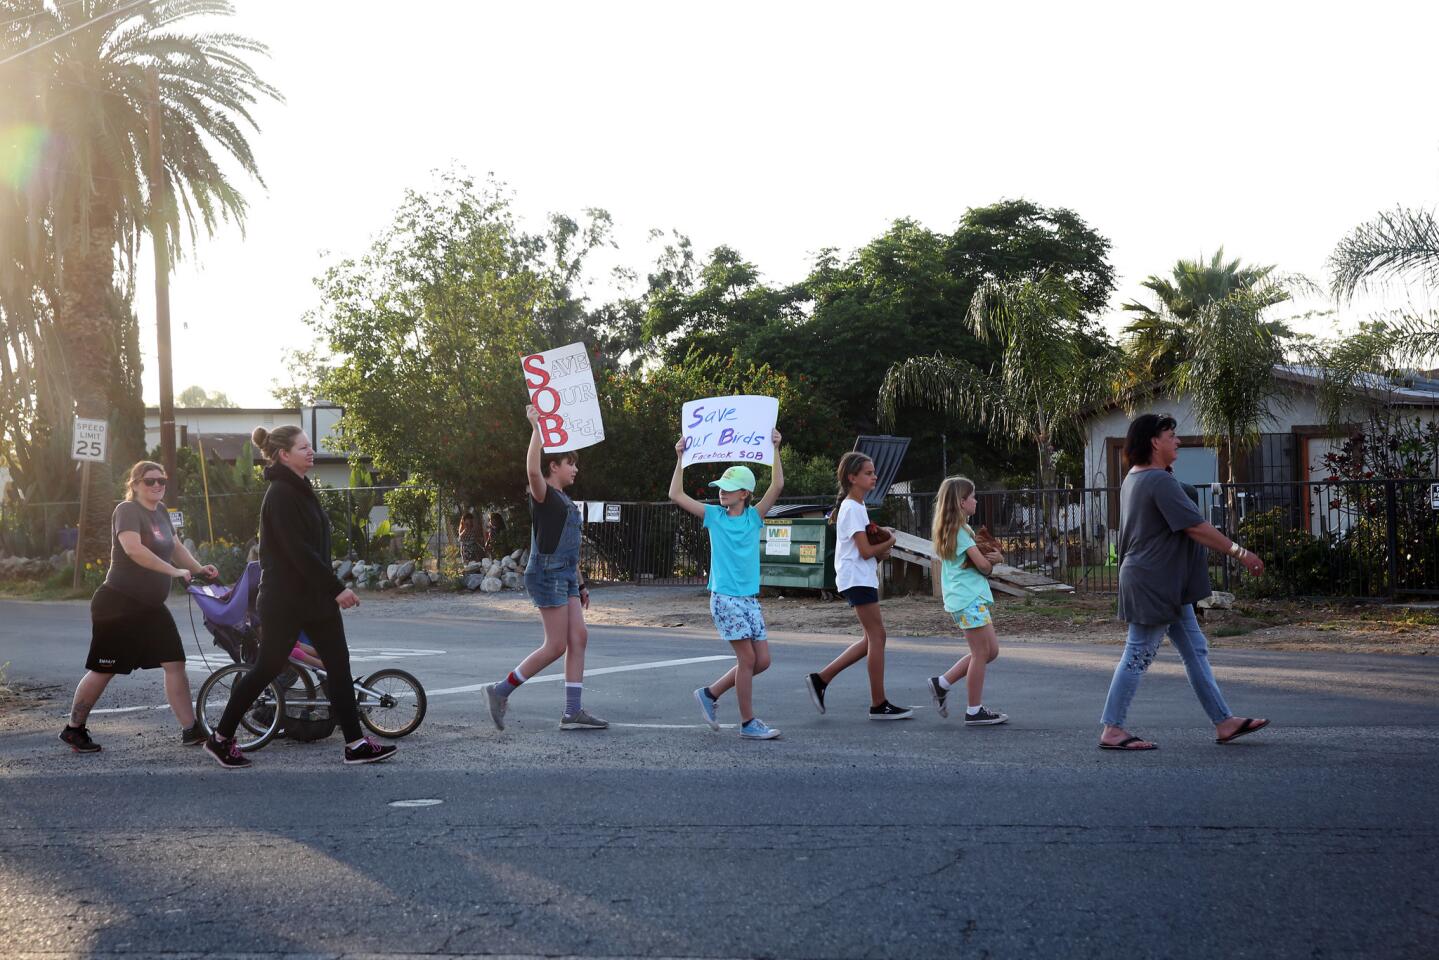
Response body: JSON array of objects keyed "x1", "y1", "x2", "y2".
[{"x1": 759, "y1": 518, "x2": 836, "y2": 592}]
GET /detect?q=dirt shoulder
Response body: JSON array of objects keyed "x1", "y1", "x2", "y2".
[{"x1": 352, "y1": 584, "x2": 1439, "y2": 655}]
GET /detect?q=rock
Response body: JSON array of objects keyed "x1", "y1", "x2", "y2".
[
  {"x1": 398, "y1": 582, "x2": 414, "y2": 593},
  {"x1": 510, "y1": 549, "x2": 523, "y2": 561},
  {"x1": 411, "y1": 571, "x2": 431, "y2": 590},
  {"x1": 501, "y1": 557, "x2": 517, "y2": 572},
  {"x1": 464, "y1": 573, "x2": 485, "y2": 591},
  {"x1": 486, "y1": 561, "x2": 503, "y2": 578},
  {"x1": 332, "y1": 559, "x2": 343, "y2": 570},
  {"x1": 358, "y1": 578, "x2": 376, "y2": 591},
  {"x1": 501, "y1": 571, "x2": 520, "y2": 590},
  {"x1": 379, "y1": 579, "x2": 394, "y2": 591},
  {"x1": 481, "y1": 576, "x2": 502, "y2": 593},
  {"x1": 1198, "y1": 591, "x2": 1234, "y2": 610},
  {"x1": 519, "y1": 549, "x2": 529, "y2": 567},
  {"x1": 336, "y1": 560, "x2": 354, "y2": 581},
  {"x1": 464, "y1": 561, "x2": 486, "y2": 574},
  {"x1": 386, "y1": 563, "x2": 400, "y2": 580},
  {"x1": 396, "y1": 560, "x2": 416, "y2": 582}
]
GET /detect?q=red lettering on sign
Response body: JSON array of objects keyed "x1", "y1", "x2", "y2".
[{"x1": 522, "y1": 354, "x2": 550, "y2": 389}]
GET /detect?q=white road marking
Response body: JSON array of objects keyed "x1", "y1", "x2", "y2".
[
  {"x1": 612, "y1": 722, "x2": 739, "y2": 730},
  {"x1": 181, "y1": 647, "x2": 446, "y2": 674},
  {"x1": 89, "y1": 654, "x2": 736, "y2": 714},
  {"x1": 424, "y1": 655, "x2": 734, "y2": 697}
]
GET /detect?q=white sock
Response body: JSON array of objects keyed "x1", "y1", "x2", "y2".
[
  {"x1": 966, "y1": 704, "x2": 983, "y2": 716},
  {"x1": 937, "y1": 676, "x2": 954, "y2": 691},
  {"x1": 347, "y1": 737, "x2": 366, "y2": 748}
]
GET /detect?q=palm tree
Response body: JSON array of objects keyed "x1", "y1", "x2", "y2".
[
  {"x1": 1121, "y1": 249, "x2": 1291, "y2": 380},
  {"x1": 1172, "y1": 287, "x2": 1292, "y2": 487},
  {"x1": 1328, "y1": 206, "x2": 1439, "y2": 362},
  {"x1": 2, "y1": 0, "x2": 281, "y2": 558},
  {"x1": 878, "y1": 273, "x2": 1125, "y2": 566}
]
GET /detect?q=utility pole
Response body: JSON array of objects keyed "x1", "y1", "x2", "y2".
[{"x1": 146, "y1": 67, "x2": 176, "y2": 480}]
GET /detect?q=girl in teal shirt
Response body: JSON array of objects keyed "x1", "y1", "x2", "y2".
[{"x1": 927, "y1": 477, "x2": 1008, "y2": 726}]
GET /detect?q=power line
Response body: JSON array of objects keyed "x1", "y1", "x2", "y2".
[{"x1": 0, "y1": 0, "x2": 154, "y2": 67}]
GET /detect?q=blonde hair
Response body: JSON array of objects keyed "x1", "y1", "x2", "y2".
[
  {"x1": 829, "y1": 452, "x2": 873, "y2": 525},
  {"x1": 124, "y1": 461, "x2": 166, "y2": 501},
  {"x1": 931, "y1": 476, "x2": 977, "y2": 561},
  {"x1": 251, "y1": 425, "x2": 303, "y2": 465}
]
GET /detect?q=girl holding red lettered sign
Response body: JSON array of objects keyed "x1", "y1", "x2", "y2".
[{"x1": 481, "y1": 404, "x2": 607, "y2": 733}]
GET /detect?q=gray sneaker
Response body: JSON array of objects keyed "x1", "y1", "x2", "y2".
[
  {"x1": 483, "y1": 683, "x2": 507, "y2": 731},
  {"x1": 559, "y1": 709, "x2": 609, "y2": 731},
  {"x1": 927, "y1": 676, "x2": 949, "y2": 719}
]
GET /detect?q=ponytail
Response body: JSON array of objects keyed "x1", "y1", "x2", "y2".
[{"x1": 830, "y1": 452, "x2": 873, "y2": 525}]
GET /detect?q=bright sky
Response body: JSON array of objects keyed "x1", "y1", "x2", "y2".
[{"x1": 134, "y1": 0, "x2": 1439, "y2": 407}]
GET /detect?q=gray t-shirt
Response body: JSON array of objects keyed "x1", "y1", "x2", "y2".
[
  {"x1": 102, "y1": 500, "x2": 176, "y2": 607},
  {"x1": 1116, "y1": 469, "x2": 1210, "y2": 625}
]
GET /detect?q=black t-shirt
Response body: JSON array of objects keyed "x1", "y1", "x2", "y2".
[{"x1": 528, "y1": 486, "x2": 572, "y2": 554}]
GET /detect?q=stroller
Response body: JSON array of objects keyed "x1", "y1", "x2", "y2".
[{"x1": 187, "y1": 562, "x2": 427, "y2": 751}]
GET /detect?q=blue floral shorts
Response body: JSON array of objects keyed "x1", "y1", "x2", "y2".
[
  {"x1": 709, "y1": 593, "x2": 768, "y2": 643},
  {"x1": 950, "y1": 598, "x2": 993, "y2": 630}
]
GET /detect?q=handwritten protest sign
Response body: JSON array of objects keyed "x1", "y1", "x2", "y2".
[
  {"x1": 680, "y1": 395, "x2": 778, "y2": 467},
  {"x1": 521, "y1": 342, "x2": 605, "y2": 453}
]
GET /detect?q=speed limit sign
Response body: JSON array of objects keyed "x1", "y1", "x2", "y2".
[{"x1": 72, "y1": 417, "x2": 108, "y2": 462}]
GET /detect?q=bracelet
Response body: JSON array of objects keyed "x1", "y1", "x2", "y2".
[{"x1": 1228, "y1": 542, "x2": 1242, "y2": 559}]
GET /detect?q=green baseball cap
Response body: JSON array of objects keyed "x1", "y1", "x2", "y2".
[{"x1": 708, "y1": 465, "x2": 756, "y2": 492}]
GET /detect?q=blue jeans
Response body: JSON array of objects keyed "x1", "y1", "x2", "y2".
[{"x1": 1101, "y1": 604, "x2": 1233, "y2": 727}]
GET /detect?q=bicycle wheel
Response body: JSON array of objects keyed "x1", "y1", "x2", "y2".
[
  {"x1": 195, "y1": 662, "x2": 286, "y2": 751},
  {"x1": 356, "y1": 668, "x2": 427, "y2": 738}
]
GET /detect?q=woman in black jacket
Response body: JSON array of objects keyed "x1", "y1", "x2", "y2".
[{"x1": 203, "y1": 425, "x2": 397, "y2": 768}]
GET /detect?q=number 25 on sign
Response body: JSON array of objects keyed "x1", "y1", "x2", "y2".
[{"x1": 72, "y1": 417, "x2": 108, "y2": 462}]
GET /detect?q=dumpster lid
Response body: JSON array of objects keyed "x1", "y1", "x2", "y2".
[
  {"x1": 854, "y1": 435, "x2": 910, "y2": 505},
  {"x1": 765, "y1": 503, "x2": 830, "y2": 519}
]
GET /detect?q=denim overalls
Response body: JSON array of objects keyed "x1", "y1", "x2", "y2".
[{"x1": 523, "y1": 488, "x2": 582, "y2": 608}]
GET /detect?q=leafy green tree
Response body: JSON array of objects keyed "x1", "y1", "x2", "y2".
[
  {"x1": 178, "y1": 385, "x2": 238, "y2": 408},
  {"x1": 2, "y1": 0, "x2": 281, "y2": 557},
  {"x1": 303, "y1": 172, "x2": 614, "y2": 508},
  {"x1": 578, "y1": 351, "x2": 831, "y2": 502},
  {"x1": 878, "y1": 274, "x2": 1122, "y2": 495}
]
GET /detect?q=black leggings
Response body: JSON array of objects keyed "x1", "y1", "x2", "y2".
[{"x1": 216, "y1": 605, "x2": 363, "y2": 742}]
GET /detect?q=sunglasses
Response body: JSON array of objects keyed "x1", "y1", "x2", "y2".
[{"x1": 140, "y1": 477, "x2": 168, "y2": 487}]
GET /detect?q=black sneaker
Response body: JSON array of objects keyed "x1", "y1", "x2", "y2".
[
  {"x1": 344, "y1": 736, "x2": 397, "y2": 765},
  {"x1": 181, "y1": 721, "x2": 207, "y2": 746},
  {"x1": 60, "y1": 724, "x2": 101, "y2": 753},
  {"x1": 804, "y1": 673, "x2": 827, "y2": 715},
  {"x1": 204, "y1": 734, "x2": 252, "y2": 769},
  {"x1": 927, "y1": 676, "x2": 949, "y2": 719},
  {"x1": 964, "y1": 706, "x2": 1008, "y2": 726},
  {"x1": 868, "y1": 700, "x2": 914, "y2": 721}
]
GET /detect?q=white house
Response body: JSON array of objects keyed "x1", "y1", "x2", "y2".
[
  {"x1": 1080, "y1": 365, "x2": 1439, "y2": 534},
  {"x1": 142, "y1": 402, "x2": 370, "y2": 489}
]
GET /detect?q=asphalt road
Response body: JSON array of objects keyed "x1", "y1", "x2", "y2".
[{"x1": 1, "y1": 592, "x2": 1437, "y2": 960}]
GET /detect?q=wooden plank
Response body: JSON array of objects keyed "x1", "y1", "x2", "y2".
[{"x1": 890, "y1": 530, "x2": 1076, "y2": 595}]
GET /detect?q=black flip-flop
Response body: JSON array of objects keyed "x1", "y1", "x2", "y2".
[
  {"x1": 1216, "y1": 717, "x2": 1270, "y2": 744},
  {"x1": 1098, "y1": 736, "x2": 1157, "y2": 751}
]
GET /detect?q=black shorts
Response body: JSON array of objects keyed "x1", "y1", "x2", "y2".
[
  {"x1": 840, "y1": 586, "x2": 880, "y2": 608},
  {"x1": 85, "y1": 586, "x2": 185, "y2": 674}
]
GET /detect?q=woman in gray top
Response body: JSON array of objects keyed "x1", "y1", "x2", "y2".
[
  {"x1": 60, "y1": 460, "x2": 217, "y2": 754},
  {"x1": 1099, "y1": 414, "x2": 1270, "y2": 751}
]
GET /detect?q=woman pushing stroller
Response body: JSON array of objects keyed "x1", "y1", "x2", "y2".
[{"x1": 203, "y1": 425, "x2": 398, "y2": 768}]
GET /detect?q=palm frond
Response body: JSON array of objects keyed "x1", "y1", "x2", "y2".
[{"x1": 1329, "y1": 206, "x2": 1439, "y2": 302}]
